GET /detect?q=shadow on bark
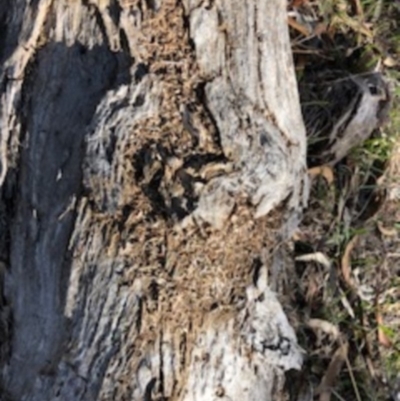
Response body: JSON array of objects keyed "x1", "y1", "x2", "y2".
[{"x1": 0, "y1": 40, "x2": 131, "y2": 400}]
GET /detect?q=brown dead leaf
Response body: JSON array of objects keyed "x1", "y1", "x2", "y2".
[
  {"x1": 315, "y1": 341, "x2": 349, "y2": 401},
  {"x1": 305, "y1": 276, "x2": 321, "y2": 304},
  {"x1": 376, "y1": 309, "x2": 392, "y2": 348},
  {"x1": 307, "y1": 319, "x2": 340, "y2": 341},
  {"x1": 308, "y1": 166, "x2": 334, "y2": 185},
  {"x1": 383, "y1": 56, "x2": 397, "y2": 68},
  {"x1": 377, "y1": 221, "x2": 397, "y2": 237},
  {"x1": 341, "y1": 235, "x2": 358, "y2": 288},
  {"x1": 295, "y1": 252, "x2": 331, "y2": 270},
  {"x1": 314, "y1": 22, "x2": 328, "y2": 36},
  {"x1": 288, "y1": 17, "x2": 312, "y2": 37}
]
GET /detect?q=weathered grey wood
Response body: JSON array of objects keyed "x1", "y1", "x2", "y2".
[{"x1": 0, "y1": 1, "x2": 308, "y2": 400}]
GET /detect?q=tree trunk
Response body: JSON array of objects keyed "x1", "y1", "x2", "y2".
[{"x1": 0, "y1": 1, "x2": 308, "y2": 400}]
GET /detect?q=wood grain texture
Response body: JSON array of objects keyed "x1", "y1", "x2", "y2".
[{"x1": 0, "y1": 1, "x2": 308, "y2": 400}]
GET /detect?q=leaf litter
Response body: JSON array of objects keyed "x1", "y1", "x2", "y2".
[{"x1": 287, "y1": 0, "x2": 400, "y2": 399}]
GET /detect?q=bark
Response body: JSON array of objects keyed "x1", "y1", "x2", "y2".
[{"x1": 0, "y1": 1, "x2": 308, "y2": 400}]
